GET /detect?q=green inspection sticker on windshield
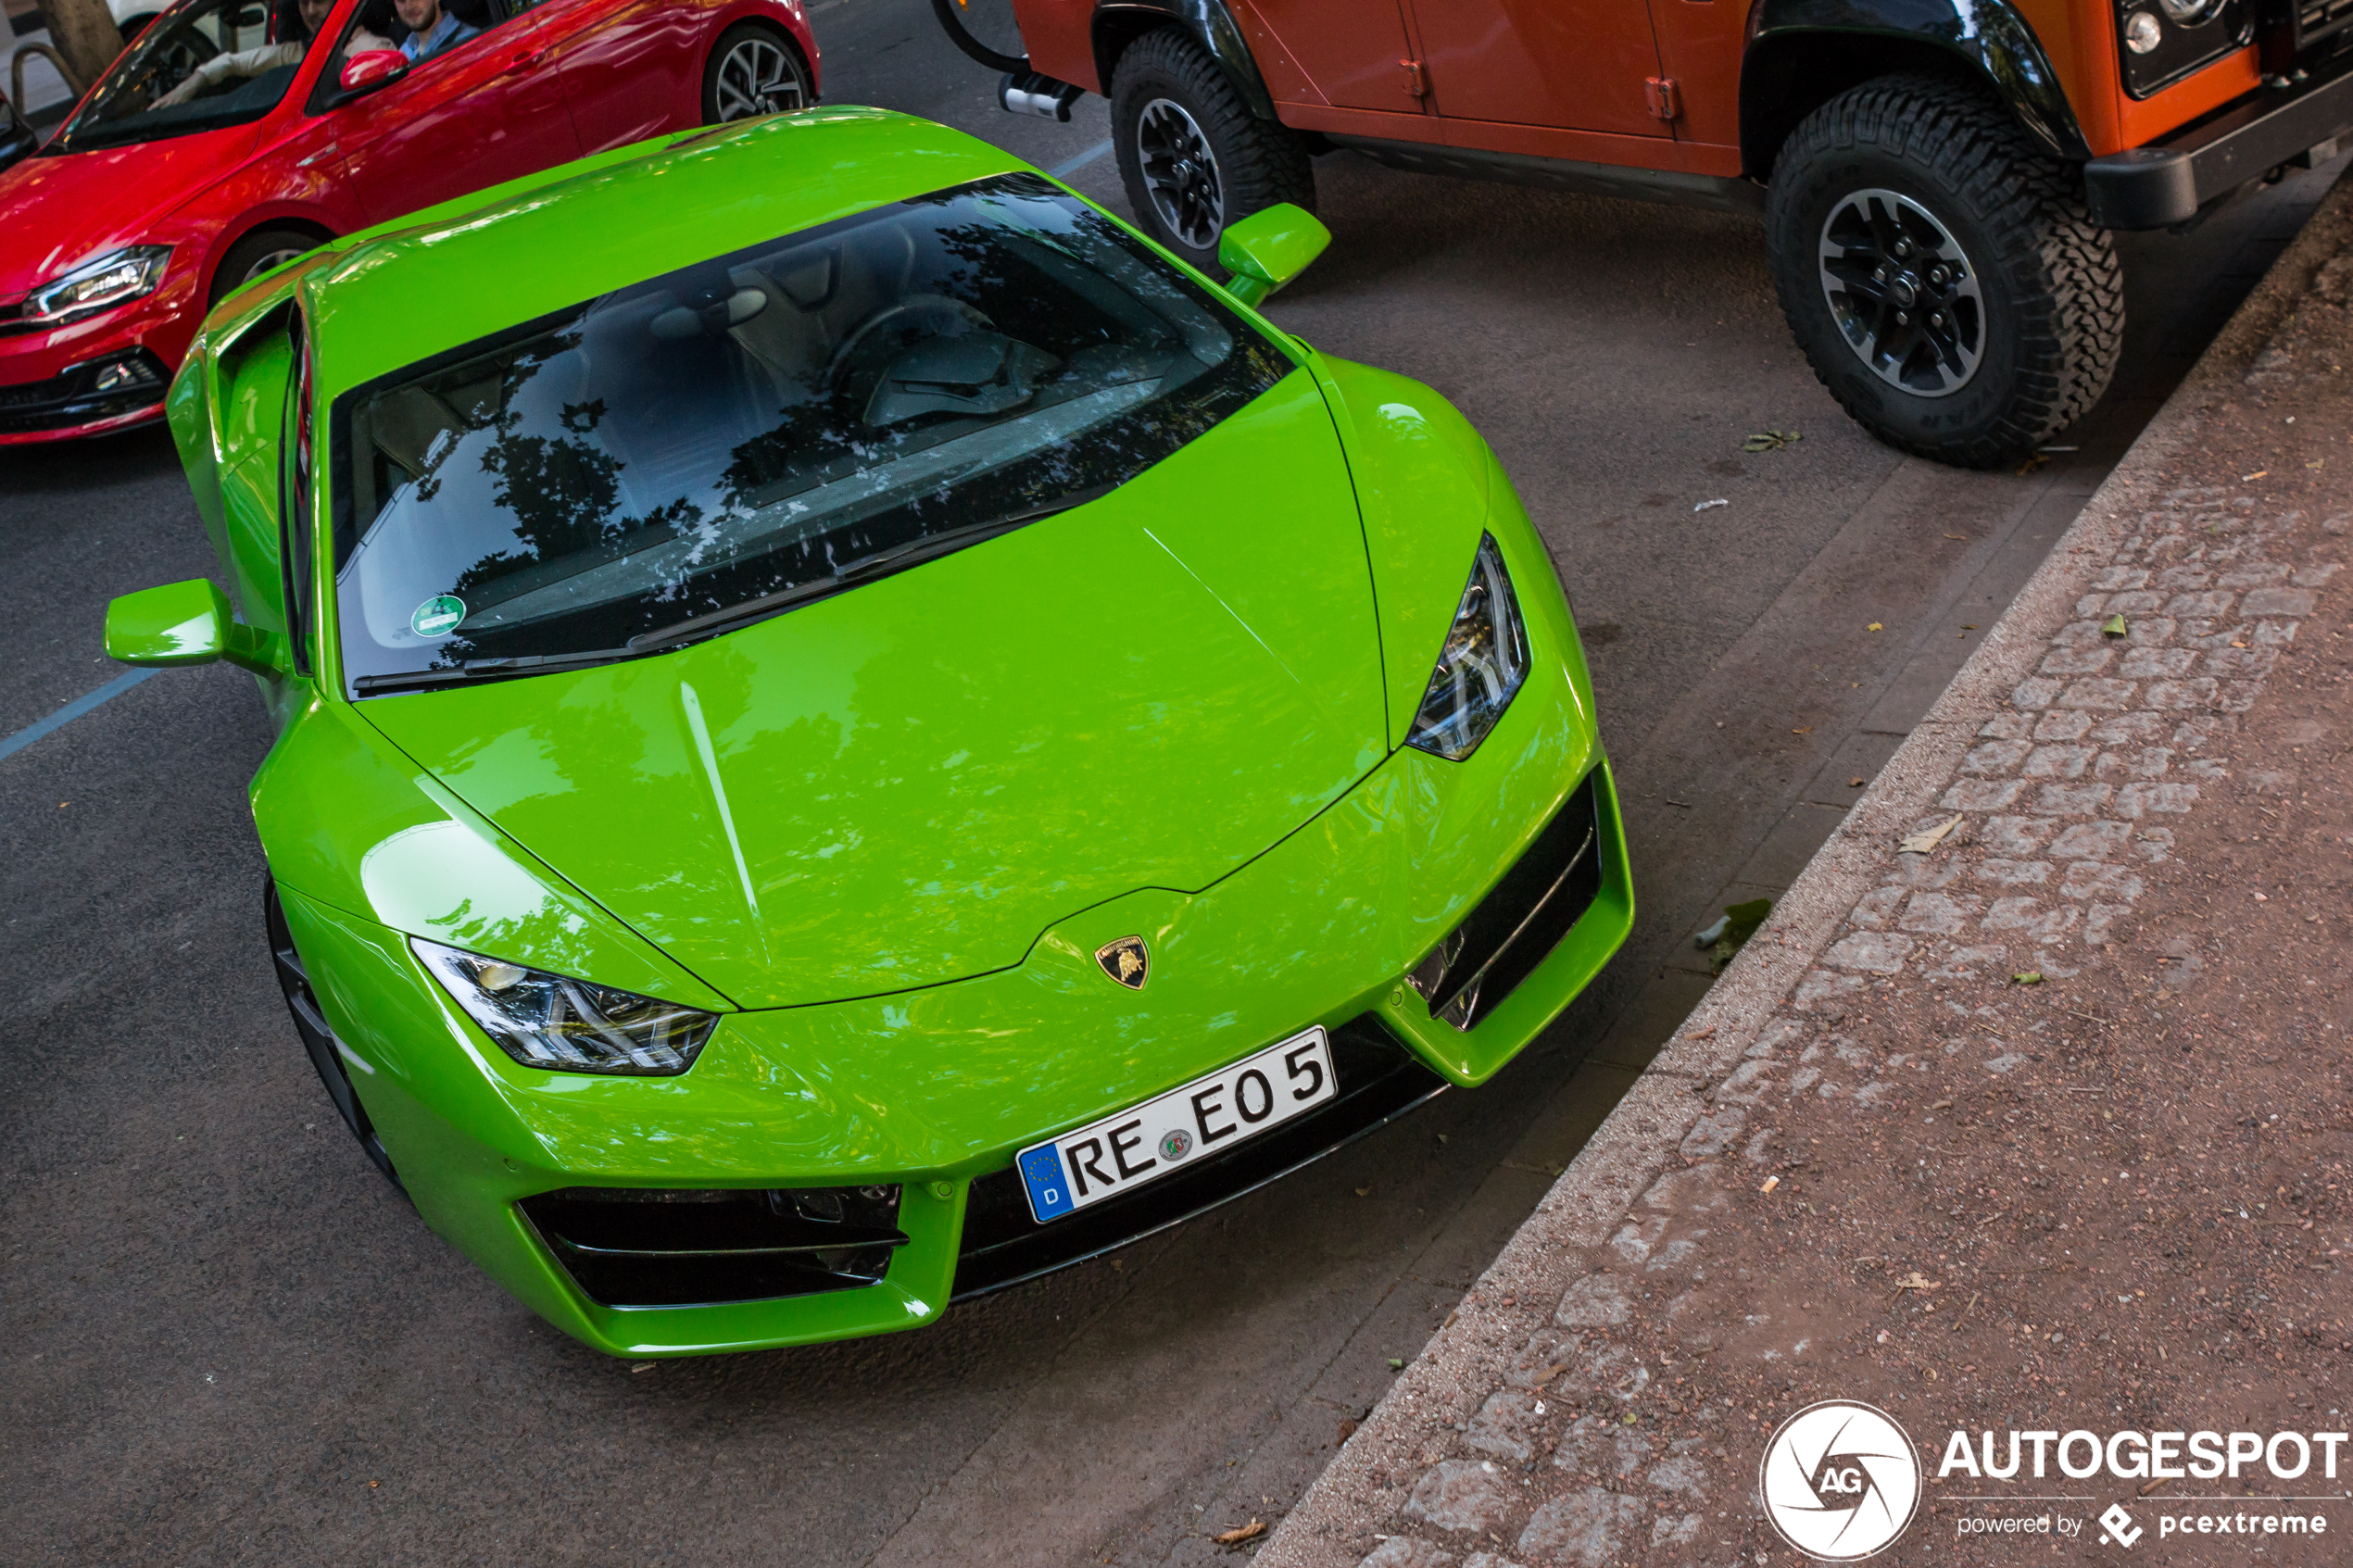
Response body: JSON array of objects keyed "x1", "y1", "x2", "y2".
[{"x1": 411, "y1": 596, "x2": 465, "y2": 638}]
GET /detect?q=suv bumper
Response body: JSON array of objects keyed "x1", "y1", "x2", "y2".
[{"x1": 2087, "y1": 56, "x2": 2353, "y2": 229}]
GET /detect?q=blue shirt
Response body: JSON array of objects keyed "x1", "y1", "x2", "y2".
[{"x1": 400, "y1": 10, "x2": 479, "y2": 62}]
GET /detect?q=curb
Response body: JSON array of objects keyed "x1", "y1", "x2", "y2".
[{"x1": 1253, "y1": 172, "x2": 2353, "y2": 1568}]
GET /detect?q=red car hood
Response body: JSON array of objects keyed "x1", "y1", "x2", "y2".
[{"x1": 0, "y1": 126, "x2": 256, "y2": 298}]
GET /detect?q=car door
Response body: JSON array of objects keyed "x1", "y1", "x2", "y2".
[
  {"x1": 546, "y1": 0, "x2": 703, "y2": 154},
  {"x1": 333, "y1": 3, "x2": 583, "y2": 226},
  {"x1": 1407, "y1": 0, "x2": 1667, "y2": 140},
  {"x1": 1231, "y1": 0, "x2": 1420, "y2": 116}
]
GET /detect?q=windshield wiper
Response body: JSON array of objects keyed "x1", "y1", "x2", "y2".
[
  {"x1": 351, "y1": 645, "x2": 641, "y2": 696},
  {"x1": 626, "y1": 485, "x2": 1115, "y2": 657},
  {"x1": 351, "y1": 487, "x2": 1118, "y2": 694}
]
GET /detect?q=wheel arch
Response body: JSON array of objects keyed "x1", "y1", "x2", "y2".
[
  {"x1": 703, "y1": 9, "x2": 817, "y2": 105},
  {"x1": 201, "y1": 212, "x2": 336, "y2": 306},
  {"x1": 1092, "y1": 0, "x2": 1276, "y2": 120},
  {"x1": 1742, "y1": 0, "x2": 2090, "y2": 181}
]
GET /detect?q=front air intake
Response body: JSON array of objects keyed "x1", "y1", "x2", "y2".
[
  {"x1": 1405, "y1": 771, "x2": 1604, "y2": 1031},
  {"x1": 520, "y1": 1185, "x2": 907, "y2": 1307}
]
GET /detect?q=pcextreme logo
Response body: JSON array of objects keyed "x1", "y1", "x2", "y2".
[{"x1": 1758, "y1": 1400, "x2": 1923, "y2": 1561}]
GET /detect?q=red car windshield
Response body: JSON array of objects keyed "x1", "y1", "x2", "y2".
[{"x1": 53, "y1": 0, "x2": 307, "y2": 154}]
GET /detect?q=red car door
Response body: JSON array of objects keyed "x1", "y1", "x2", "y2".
[
  {"x1": 1408, "y1": 0, "x2": 1667, "y2": 140},
  {"x1": 333, "y1": 5, "x2": 584, "y2": 227},
  {"x1": 549, "y1": 0, "x2": 706, "y2": 155}
]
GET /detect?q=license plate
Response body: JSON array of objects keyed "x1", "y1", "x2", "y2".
[{"x1": 1015, "y1": 1026, "x2": 1338, "y2": 1223}]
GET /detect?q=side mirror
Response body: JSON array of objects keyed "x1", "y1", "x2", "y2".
[
  {"x1": 1217, "y1": 204, "x2": 1331, "y2": 307},
  {"x1": 339, "y1": 49, "x2": 409, "y2": 95},
  {"x1": 105, "y1": 580, "x2": 282, "y2": 674}
]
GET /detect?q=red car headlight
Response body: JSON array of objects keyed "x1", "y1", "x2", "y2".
[{"x1": 24, "y1": 245, "x2": 173, "y2": 328}]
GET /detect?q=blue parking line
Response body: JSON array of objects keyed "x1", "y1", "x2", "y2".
[
  {"x1": 1051, "y1": 139, "x2": 1113, "y2": 179},
  {"x1": 0, "y1": 668, "x2": 157, "y2": 763}
]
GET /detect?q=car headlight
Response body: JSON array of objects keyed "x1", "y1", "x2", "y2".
[
  {"x1": 413, "y1": 938, "x2": 720, "y2": 1075},
  {"x1": 24, "y1": 245, "x2": 173, "y2": 328},
  {"x1": 1405, "y1": 533, "x2": 1530, "y2": 760}
]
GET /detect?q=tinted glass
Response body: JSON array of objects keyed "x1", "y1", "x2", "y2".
[
  {"x1": 54, "y1": 0, "x2": 304, "y2": 153},
  {"x1": 332, "y1": 175, "x2": 1292, "y2": 693}
]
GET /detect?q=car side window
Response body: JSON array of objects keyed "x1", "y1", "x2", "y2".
[
  {"x1": 282, "y1": 317, "x2": 318, "y2": 678},
  {"x1": 316, "y1": 0, "x2": 507, "y2": 104}
]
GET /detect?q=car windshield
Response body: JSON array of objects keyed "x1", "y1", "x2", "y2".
[
  {"x1": 52, "y1": 0, "x2": 306, "y2": 153},
  {"x1": 332, "y1": 174, "x2": 1294, "y2": 695}
]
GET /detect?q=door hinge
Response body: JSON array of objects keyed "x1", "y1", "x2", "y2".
[
  {"x1": 1402, "y1": 57, "x2": 1428, "y2": 99},
  {"x1": 1644, "y1": 75, "x2": 1681, "y2": 121}
]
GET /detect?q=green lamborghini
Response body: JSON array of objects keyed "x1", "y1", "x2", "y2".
[{"x1": 105, "y1": 108, "x2": 1633, "y2": 1357}]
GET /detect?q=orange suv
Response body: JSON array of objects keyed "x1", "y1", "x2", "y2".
[{"x1": 936, "y1": 0, "x2": 2353, "y2": 466}]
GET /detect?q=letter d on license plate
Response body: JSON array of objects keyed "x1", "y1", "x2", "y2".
[{"x1": 1016, "y1": 1026, "x2": 1337, "y2": 1223}]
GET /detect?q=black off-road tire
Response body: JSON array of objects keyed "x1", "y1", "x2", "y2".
[
  {"x1": 1766, "y1": 73, "x2": 2122, "y2": 469},
  {"x1": 1110, "y1": 27, "x2": 1314, "y2": 274}
]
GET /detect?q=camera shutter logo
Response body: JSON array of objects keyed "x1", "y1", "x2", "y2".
[{"x1": 1757, "y1": 1399, "x2": 1922, "y2": 1561}]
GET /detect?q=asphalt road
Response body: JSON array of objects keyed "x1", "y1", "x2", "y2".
[{"x1": 2, "y1": 6, "x2": 2342, "y2": 1562}]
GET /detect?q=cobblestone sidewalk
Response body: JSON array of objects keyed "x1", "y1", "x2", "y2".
[{"x1": 1256, "y1": 182, "x2": 2353, "y2": 1568}]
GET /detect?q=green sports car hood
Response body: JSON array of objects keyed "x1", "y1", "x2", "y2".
[{"x1": 354, "y1": 371, "x2": 1387, "y2": 1009}]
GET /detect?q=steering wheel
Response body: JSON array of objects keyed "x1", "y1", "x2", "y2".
[
  {"x1": 145, "y1": 29, "x2": 222, "y2": 100},
  {"x1": 825, "y1": 295, "x2": 992, "y2": 392}
]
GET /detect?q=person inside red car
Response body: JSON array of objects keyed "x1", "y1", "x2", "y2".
[
  {"x1": 154, "y1": 0, "x2": 388, "y2": 107},
  {"x1": 394, "y1": 0, "x2": 478, "y2": 64}
]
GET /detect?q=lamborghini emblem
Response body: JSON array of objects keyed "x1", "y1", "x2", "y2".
[{"x1": 1095, "y1": 935, "x2": 1150, "y2": 990}]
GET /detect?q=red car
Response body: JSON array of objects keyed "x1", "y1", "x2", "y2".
[{"x1": 0, "y1": 0, "x2": 818, "y2": 442}]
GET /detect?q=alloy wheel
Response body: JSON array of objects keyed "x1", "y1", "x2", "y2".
[
  {"x1": 240, "y1": 246, "x2": 308, "y2": 286},
  {"x1": 713, "y1": 35, "x2": 807, "y2": 121},
  {"x1": 1136, "y1": 97, "x2": 1224, "y2": 252},
  {"x1": 1817, "y1": 188, "x2": 1985, "y2": 398}
]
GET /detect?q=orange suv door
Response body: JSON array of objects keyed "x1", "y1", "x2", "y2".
[
  {"x1": 1239, "y1": 0, "x2": 1418, "y2": 114},
  {"x1": 1412, "y1": 0, "x2": 1667, "y2": 141}
]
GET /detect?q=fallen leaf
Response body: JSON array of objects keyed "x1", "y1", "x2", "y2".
[
  {"x1": 1849, "y1": 777, "x2": 1867, "y2": 787},
  {"x1": 1898, "y1": 814, "x2": 1965, "y2": 854},
  {"x1": 2011, "y1": 971, "x2": 2044, "y2": 985},
  {"x1": 1531, "y1": 1362, "x2": 1568, "y2": 1386},
  {"x1": 1742, "y1": 429, "x2": 1802, "y2": 451},
  {"x1": 1943, "y1": 533, "x2": 1966, "y2": 540},
  {"x1": 1337, "y1": 1418, "x2": 1358, "y2": 1443},
  {"x1": 1686, "y1": 1024, "x2": 1716, "y2": 1040},
  {"x1": 2101, "y1": 614, "x2": 2129, "y2": 638},
  {"x1": 1212, "y1": 1521, "x2": 1266, "y2": 1546},
  {"x1": 2016, "y1": 453, "x2": 2049, "y2": 476},
  {"x1": 1387, "y1": 1357, "x2": 1404, "y2": 1371},
  {"x1": 1868, "y1": 621, "x2": 1883, "y2": 632},
  {"x1": 1760, "y1": 1175, "x2": 1780, "y2": 1194},
  {"x1": 1693, "y1": 497, "x2": 1729, "y2": 513},
  {"x1": 2244, "y1": 470, "x2": 2270, "y2": 481},
  {"x1": 1792, "y1": 725, "x2": 1813, "y2": 734},
  {"x1": 630, "y1": 1362, "x2": 656, "y2": 1374},
  {"x1": 1354, "y1": 1185, "x2": 1372, "y2": 1198},
  {"x1": 1894, "y1": 1271, "x2": 1938, "y2": 1292}
]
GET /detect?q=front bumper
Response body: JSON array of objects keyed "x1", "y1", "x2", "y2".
[
  {"x1": 0, "y1": 346, "x2": 172, "y2": 437},
  {"x1": 2086, "y1": 54, "x2": 2353, "y2": 229},
  {"x1": 0, "y1": 260, "x2": 202, "y2": 442},
  {"x1": 282, "y1": 659, "x2": 1632, "y2": 1357}
]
